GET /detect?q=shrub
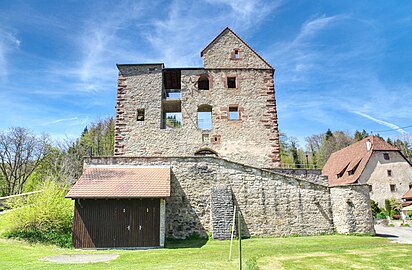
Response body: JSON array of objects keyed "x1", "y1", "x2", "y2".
[
  {"x1": 4, "y1": 179, "x2": 73, "y2": 247},
  {"x1": 376, "y1": 212, "x2": 386, "y2": 219},
  {"x1": 370, "y1": 200, "x2": 380, "y2": 217},
  {"x1": 393, "y1": 214, "x2": 401, "y2": 220}
]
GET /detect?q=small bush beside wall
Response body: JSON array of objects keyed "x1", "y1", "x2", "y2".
[{"x1": 4, "y1": 179, "x2": 73, "y2": 248}]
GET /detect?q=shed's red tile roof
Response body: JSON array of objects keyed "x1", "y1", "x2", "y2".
[
  {"x1": 403, "y1": 188, "x2": 412, "y2": 200},
  {"x1": 323, "y1": 136, "x2": 399, "y2": 186},
  {"x1": 66, "y1": 166, "x2": 170, "y2": 199}
]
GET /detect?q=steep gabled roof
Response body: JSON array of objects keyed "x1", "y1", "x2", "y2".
[
  {"x1": 323, "y1": 136, "x2": 400, "y2": 186},
  {"x1": 201, "y1": 27, "x2": 273, "y2": 69},
  {"x1": 403, "y1": 188, "x2": 412, "y2": 200}
]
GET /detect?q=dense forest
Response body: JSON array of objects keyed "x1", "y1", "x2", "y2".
[{"x1": 1, "y1": 117, "x2": 411, "y2": 196}]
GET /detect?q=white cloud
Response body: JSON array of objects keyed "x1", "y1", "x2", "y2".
[
  {"x1": 41, "y1": 117, "x2": 79, "y2": 126},
  {"x1": 351, "y1": 111, "x2": 408, "y2": 134},
  {"x1": 0, "y1": 27, "x2": 20, "y2": 78}
]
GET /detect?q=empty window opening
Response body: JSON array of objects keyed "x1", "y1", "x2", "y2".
[
  {"x1": 202, "y1": 134, "x2": 209, "y2": 143},
  {"x1": 198, "y1": 77, "x2": 209, "y2": 90},
  {"x1": 227, "y1": 77, "x2": 236, "y2": 88},
  {"x1": 383, "y1": 153, "x2": 390, "y2": 160},
  {"x1": 387, "y1": 170, "x2": 392, "y2": 177},
  {"x1": 164, "y1": 89, "x2": 181, "y2": 99},
  {"x1": 197, "y1": 105, "x2": 212, "y2": 130},
  {"x1": 137, "y1": 109, "x2": 145, "y2": 121},
  {"x1": 163, "y1": 112, "x2": 182, "y2": 129},
  {"x1": 390, "y1": 184, "x2": 396, "y2": 192},
  {"x1": 161, "y1": 100, "x2": 182, "y2": 129},
  {"x1": 234, "y1": 49, "x2": 239, "y2": 59},
  {"x1": 163, "y1": 70, "x2": 181, "y2": 99},
  {"x1": 229, "y1": 106, "x2": 239, "y2": 120},
  {"x1": 409, "y1": 183, "x2": 412, "y2": 190}
]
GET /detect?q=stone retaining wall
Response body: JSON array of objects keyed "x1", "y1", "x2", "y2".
[{"x1": 85, "y1": 157, "x2": 342, "y2": 239}]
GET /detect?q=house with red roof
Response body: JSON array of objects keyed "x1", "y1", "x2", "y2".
[{"x1": 323, "y1": 136, "x2": 412, "y2": 206}]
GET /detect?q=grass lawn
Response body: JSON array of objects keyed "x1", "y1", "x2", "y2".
[{"x1": 1, "y1": 215, "x2": 411, "y2": 269}]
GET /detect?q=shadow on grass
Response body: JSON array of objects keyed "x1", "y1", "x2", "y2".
[
  {"x1": 375, "y1": 233, "x2": 399, "y2": 239},
  {"x1": 165, "y1": 238, "x2": 208, "y2": 249}
]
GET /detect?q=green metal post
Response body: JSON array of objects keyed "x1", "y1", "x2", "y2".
[{"x1": 238, "y1": 210, "x2": 242, "y2": 270}]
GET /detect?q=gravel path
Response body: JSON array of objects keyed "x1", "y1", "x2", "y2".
[
  {"x1": 375, "y1": 224, "x2": 412, "y2": 244},
  {"x1": 41, "y1": 254, "x2": 119, "y2": 263}
]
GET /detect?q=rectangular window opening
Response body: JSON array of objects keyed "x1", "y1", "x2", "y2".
[
  {"x1": 383, "y1": 153, "x2": 390, "y2": 160},
  {"x1": 202, "y1": 134, "x2": 209, "y2": 143},
  {"x1": 387, "y1": 169, "x2": 392, "y2": 177},
  {"x1": 229, "y1": 106, "x2": 239, "y2": 121},
  {"x1": 137, "y1": 109, "x2": 145, "y2": 121},
  {"x1": 234, "y1": 49, "x2": 239, "y2": 59},
  {"x1": 227, "y1": 77, "x2": 236, "y2": 88},
  {"x1": 390, "y1": 184, "x2": 396, "y2": 192}
]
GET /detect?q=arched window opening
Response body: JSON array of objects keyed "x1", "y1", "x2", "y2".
[
  {"x1": 194, "y1": 148, "x2": 218, "y2": 156},
  {"x1": 198, "y1": 76, "x2": 209, "y2": 90},
  {"x1": 197, "y1": 104, "x2": 212, "y2": 130}
]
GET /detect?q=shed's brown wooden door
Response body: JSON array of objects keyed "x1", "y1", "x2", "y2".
[{"x1": 73, "y1": 199, "x2": 160, "y2": 248}]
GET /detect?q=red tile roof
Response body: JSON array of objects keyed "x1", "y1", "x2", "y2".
[
  {"x1": 66, "y1": 166, "x2": 170, "y2": 199},
  {"x1": 403, "y1": 188, "x2": 412, "y2": 200},
  {"x1": 323, "y1": 136, "x2": 400, "y2": 186},
  {"x1": 200, "y1": 27, "x2": 273, "y2": 70}
]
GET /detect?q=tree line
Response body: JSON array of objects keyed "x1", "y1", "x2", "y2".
[
  {"x1": 1, "y1": 118, "x2": 411, "y2": 196},
  {"x1": 280, "y1": 129, "x2": 412, "y2": 169},
  {"x1": 0, "y1": 117, "x2": 114, "y2": 196}
]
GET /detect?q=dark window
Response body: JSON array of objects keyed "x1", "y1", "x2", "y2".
[
  {"x1": 369, "y1": 185, "x2": 372, "y2": 192},
  {"x1": 387, "y1": 170, "x2": 392, "y2": 177},
  {"x1": 409, "y1": 183, "x2": 412, "y2": 189},
  {"x1": 390, "y1": 184, "x2": 396, "y2": 192},
  {"x1": 229, "y1": 106, "x2": 239, "y2": 120},
  {"x1": 137, "y1": 109, "x2": 145, "y2": 121},
  {"x1": 383, "y1": 153, "x2": 390, "y2": 160},
  {"x1": 211, "y1": 135, "x2": 221, "y2": 144},
  {"x1": 227, "y1": 77, "x2": 236, "y2": 88},
  {"x1": 198, "y1": 77, "x2": 209, "y2": 90}
]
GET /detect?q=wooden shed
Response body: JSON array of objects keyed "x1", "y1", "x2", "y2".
[{"x1": 66, "y1": 166, "x2": 170, "y2": 249}]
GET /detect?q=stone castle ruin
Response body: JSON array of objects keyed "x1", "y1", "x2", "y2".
[{"x1": 67, "y1": 28, "x2": 375, "y2": 248}]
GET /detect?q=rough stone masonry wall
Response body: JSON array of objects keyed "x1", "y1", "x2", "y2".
[
  {"x1": 115, "y1": 65, "x2": 280, "y2": 168},
  {"x1": 330, "y1": 185, "x2": 375, "y2": 234},
  {"x1": 85, "y1": 156, "x2": 336, "y2": 239}
]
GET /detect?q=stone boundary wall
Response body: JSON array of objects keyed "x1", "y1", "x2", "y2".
[
  {"x1": 267, "y1": 168, "x2": 327, "y2": 185},
  {"x1": 84, "y1": 156, "x2": 335, "y2": 239},
  {"x1": 330, "y1": 184, "x2": 375, "y2": 234}
]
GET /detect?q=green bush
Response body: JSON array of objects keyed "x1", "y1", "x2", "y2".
[
  {"x1": 376, "y1": 212, "x2": 386, "y2": 219},
  {"x1": 4, "y1": 179, "x2": 73, "y2": 247},
  {"x1": 370, "y1": 200, "x2": 380, "y2": 217}
]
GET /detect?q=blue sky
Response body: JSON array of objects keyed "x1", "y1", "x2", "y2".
[{"x1": 0, "y1": 0, "x2": 411, "y2": 146}]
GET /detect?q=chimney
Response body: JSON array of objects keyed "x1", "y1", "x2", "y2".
[{"x1": 366, "y1": 138, "x2": 372, "y2": 151}]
